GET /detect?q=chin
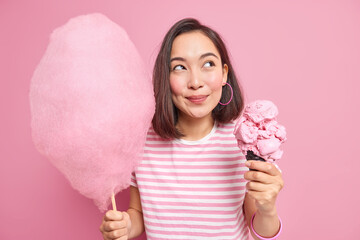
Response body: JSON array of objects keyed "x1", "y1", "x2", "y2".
[{"x1": 188, "y1": 110, "x2": 213, "y2": 120}]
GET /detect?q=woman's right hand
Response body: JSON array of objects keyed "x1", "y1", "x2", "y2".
[{"x1": 100, "y1": 210, "x2": 132, "y2": 240}]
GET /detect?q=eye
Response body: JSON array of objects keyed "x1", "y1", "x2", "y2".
[
  {"x1": 203, "y1": 61, "x2": 215, "y2": 68},
  {"x1": 174, "y1": 65, "x2": 185, "y2": 70}
]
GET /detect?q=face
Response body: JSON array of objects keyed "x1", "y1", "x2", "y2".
[{"x1": 169, "y1": 31, "x2": 228, "y2": 121}]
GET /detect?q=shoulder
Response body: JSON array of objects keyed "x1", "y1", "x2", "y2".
[
  {"x1": 217, "y1": 120, "x2": 236, "y2": 128},
  {"x1": 145, "y1": 126, "x2": 172, "y2": 143},
  {"x1": 216, "y1": 121, "x2": 236, "y2": 135}
]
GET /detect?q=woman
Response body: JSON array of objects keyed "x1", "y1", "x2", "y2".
[{"x1": 100, "y1": 18, "x2": 284, "y2": 240}]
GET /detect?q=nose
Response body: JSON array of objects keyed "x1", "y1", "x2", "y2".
[{"x1": 187, "y1": 70, "x2": 204, "y2": 90}]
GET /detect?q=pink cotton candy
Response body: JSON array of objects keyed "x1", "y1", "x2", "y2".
[
  {"x1": 29, "y1": 13, "x2": 155, "y2": 212},
  {"x1": 234, "y1": 100, "x2": 286, "y2": 161}
]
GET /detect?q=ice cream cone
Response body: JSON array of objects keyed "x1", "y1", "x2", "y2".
[{"x1": 234, "y1": 100, "x2": 286, "y2": 171}]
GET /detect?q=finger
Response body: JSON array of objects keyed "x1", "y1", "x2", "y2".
[
  {"x1": 246, "y1": 190, "x2": 266, "y2": 201},
  {"x1": 246, "y1": 161, "x2": 280, "y2": 176},
  {"x1": 100, "y1": 227, "x2": 111, "y2": 240},
  {"x1": 100, "y1": 219, "x2": 108, "y2": 233},
  {"x1": 244, "y1": 170, "x2": 272, "y2": 184},
  {"x1": 114, "y1": 236, "x2": 128, "y2": 240},
  {"x1": 246, "y1": 181, "x2": 269, "y2": 192},
  {"x1": 104, "y1": 210, "x2": 124, "y2": 221},
  {"x1": 104, "y1": 228, "x2": 128, "y2": 239},
  {"x1": 103, "y1": 220, "x2": 127, "y2": 232}
]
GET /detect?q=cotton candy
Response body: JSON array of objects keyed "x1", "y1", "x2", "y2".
[{"x1": 29, "y1": 13, "x2": 155, "y2": 212}]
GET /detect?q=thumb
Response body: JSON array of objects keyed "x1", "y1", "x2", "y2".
[{"x1": 104, "y1": 210, "x2": 123, "y2": 221}]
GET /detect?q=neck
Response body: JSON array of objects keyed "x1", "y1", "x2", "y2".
[{"x1": 176, "y1": 113, "x2": 215, "y2": 141}]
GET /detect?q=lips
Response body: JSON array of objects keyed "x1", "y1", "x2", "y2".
[{"x1": 186, "y1": 95, "x2": 208, "y2": 104}]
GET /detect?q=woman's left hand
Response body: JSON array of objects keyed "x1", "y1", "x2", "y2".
[{"x1": 244, "y1": 160, "x2": 284, "y2": 215}]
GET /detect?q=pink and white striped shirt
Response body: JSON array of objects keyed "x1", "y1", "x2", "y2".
[{"x1": 131, "y1": 122, "x2": 250, "y2": 239}]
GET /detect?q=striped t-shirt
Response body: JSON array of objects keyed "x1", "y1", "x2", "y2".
[{"x1": 131, "y1": 122, "x2": 250, "y2": 240}]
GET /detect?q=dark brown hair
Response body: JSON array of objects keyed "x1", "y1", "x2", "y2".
[{"x1": 152, "y1": 18, "x2": 244, "y2": 139}]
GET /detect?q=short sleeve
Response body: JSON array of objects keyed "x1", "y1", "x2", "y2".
[{"x1": 130, "y1": 171, "x2": 138, "y2": 188}]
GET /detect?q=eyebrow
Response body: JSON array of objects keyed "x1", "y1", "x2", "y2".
[
  {"x1": 200, "y1": 52, "x2": 219, "y2": 60},
  {"x1": 170, "y1": 52, "x2": 219, "y2": 63}
]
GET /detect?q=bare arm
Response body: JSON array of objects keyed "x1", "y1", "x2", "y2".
[
  {"x1": 99, "y1": 186, "x2": 144, "y2": 240},
  {"x1": 243, "y1": 192, "x2": 280, "y2": 239},
  {"x1": 243, "y1": 160, "x2": 283, "y2": 239},
  {"x1": 127, "y1": 186, "x2": 145, "y2": 239}
]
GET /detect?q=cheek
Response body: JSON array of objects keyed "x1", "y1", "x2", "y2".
[
  {"x1": 205, "y1": 72, "x2": 224, "y2": 91},
  {"x1": 169, "y1": 76, "x2": 185, "y2": 96}
]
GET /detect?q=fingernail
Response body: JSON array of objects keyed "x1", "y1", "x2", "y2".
[{"x1": 245, "y1": 162, "x2": 251, "y2": 167}]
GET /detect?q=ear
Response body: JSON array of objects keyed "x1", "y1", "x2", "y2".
[{"x1": 222, "y1": 64, "x2": 229, "y2": 85}]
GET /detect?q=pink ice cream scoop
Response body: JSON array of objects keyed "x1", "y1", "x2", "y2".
[
  {"x1": 234, "y1": 100, "x2": 286, "y2": 164},
  {"x1": 29, "y1": 13, "x2": 155, "y2": 212}
]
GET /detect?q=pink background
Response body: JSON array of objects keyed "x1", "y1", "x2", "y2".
[{"x1": 1, "y1": 0, "x2": 359, "y2": 239}]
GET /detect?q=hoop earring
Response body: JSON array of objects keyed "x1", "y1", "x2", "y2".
[{"x1": 218, "y1": 82, "x2": 233, "y2": 106}]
